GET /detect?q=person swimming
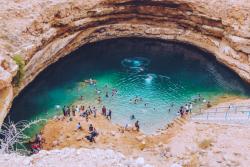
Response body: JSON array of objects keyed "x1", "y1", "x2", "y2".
[
  {"x1": 130, "y1": 114, "x2": 135, "y2": 120},
  {"x1": 89, "y1": 78, "x2": 93, "y2": 85},
  {"x1": 80, "y1": 95, "x2": 84, "y2": 100},
  {"x1": 95, "y1": 88, "x2": 101, "y2": 94},
  {"x1": 134, "y1": 96, "x2": 139, "y2": 104},
  {"x1": 111, "y1": 88, "x2": 118, "y2": 96},
  {"x1": 97, "y1": 96, "x2": 102, "y2": 103}
]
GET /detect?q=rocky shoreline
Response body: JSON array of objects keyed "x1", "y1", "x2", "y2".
[{"x1": 36, "y1": 97, "x2": 250, "y2": 166}]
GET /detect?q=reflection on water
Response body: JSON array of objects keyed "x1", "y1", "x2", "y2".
[{"x1": 9, "y1": 38, "x2": 250, "y2": 134}]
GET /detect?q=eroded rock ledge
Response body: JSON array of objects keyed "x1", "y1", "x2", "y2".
[{"x1": 0, "y1": 0, "x2": 250, "y2": 124}]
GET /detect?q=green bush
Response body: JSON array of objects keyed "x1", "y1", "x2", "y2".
[{"x1": 12, "y1": 55, "x2": 25, "y2": 86}]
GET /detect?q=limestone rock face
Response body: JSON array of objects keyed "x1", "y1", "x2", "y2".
[{"x1": 0, "y1": 0, "x2": 250, "y2": 123}]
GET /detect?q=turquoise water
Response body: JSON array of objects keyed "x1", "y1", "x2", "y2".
[{"x1": 9, "y1": 38, "x2": 250, "y2": 134}]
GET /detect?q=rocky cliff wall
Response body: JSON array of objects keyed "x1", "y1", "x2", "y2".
[{"x1": 0, "y1": 0, "x2": 250, "y2": 124}]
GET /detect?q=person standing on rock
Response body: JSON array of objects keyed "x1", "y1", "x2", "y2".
[
  {"x1": 72, "y1": 105, "x2": 76, "y2": 116},
  {"x1": 93, "y1": 107, "x2": 97, "y2": 118},
  {"x1": 189, "y1": 102, "x2": 193, "y2": 113},
  {"x1": 107, "y1": 109, "x2": 112, "y2": 120},
  {"x1": 135, "y1": 120, "x2": 140, "y2": 132},
  {"x1": 185, "y1": 104, "x2": 189, "y2": 113},
  {"x1": 62, "y1": 106, "x2": 66, "y2": 117},
  {"x1": 67, "y1": 106, "x2": 71, "y2": 117},
  {"x1": 102, "y1": 106, "x2": 106, "y2": 116}
]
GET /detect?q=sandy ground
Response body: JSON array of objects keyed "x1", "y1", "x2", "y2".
[
  {"x1": 41, "y1": 111, "x2": 186, "y2": 165},
  {"x1": 40, "y1": 96, "x2": 250, "y2": 166}
]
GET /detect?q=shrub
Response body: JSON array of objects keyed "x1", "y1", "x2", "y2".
[
  {"x1": 0, "y1": 118, "x2": 46, "y2": 155},
  {"x1": 198, "y1": 138, "x2": 213, "y2": 149},
  {"x1": 12, "y1": 55, "x2": 25, "y2": 86}
]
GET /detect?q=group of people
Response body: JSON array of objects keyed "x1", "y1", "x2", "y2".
[
  {"x1": 178, "y1": 94, "x2": 212, "y2": 117},
  {"x1": 130, "y1": 96, "x2": 143, "y2": 104},
  {"x1": 79, "y1": 106, "x2": 97, "y2": 121},
  {"x1": 101, "y1": 106, "x2": 112, "y2": 120},
  {"x1": 85, "y1": 124, "x2": 99, "y2": 142},
  {"x1": 76, "y1": 122, "x2": 98, "y2": 143},
  {"x1": 179, "y1": 102, "x2": 193, "y2": 117},
  {"x1": 62, "y1": 105, "x2": 82, "y2": 117},
  {"x1": 61, "y1": 102, "x2": 113, "y2": 143},
  {"x1": 95, "y1": 86, "x2": 118, "y2": 104}
]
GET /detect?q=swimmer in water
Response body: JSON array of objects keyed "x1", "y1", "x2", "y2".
[
  {"x1": 95, "y1": 88, "x2": 101, "y2": 94},
  {"x1": 134, "y1": 96, "x2": 139, "y2": 104},
  {"x1": 97, "y1": 96, "x2": 102, "y2": 103},
  {"x1": 89, "y1": 78, "x2": 93, "y2": 85},
  {"x1": 130, "y1": 114, "x2": 135, "y2": 120},
  {"x1": 112, "y1": 88, "x2": 118, "y2": 96},
  {"x1": 105, "y1": 91, "x2": 109, "y2": 98},
  {"x1": 80, "y1": 96, "x2": 84, "y2": 100}
]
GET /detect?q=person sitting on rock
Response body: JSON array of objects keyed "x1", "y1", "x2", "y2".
[
  {"x1": 207, "y1": 101, "x2": 212, "y2": 108},
  {"x1": 89, "y1": 124, "x2": 94, "y2": 132},
  {"x1": 31, "y1": 143, "x2": 41, "y2": 154},
  {"x1": 85, "y1": 124, "x2": 98, "y2": 143},
  {"x1": 35, "y1": 133, "x2": 42, "y2": 145},
  {"x1": 76, "y1": 122, "x2": 82, "y2": 130},
  {"x1": 90, "y1": 128, "x2": 98, "y2": 143}
]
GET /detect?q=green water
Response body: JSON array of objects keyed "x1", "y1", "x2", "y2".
[{"x1": 9, "y1": 38, "x2": 250, "y2": 134}]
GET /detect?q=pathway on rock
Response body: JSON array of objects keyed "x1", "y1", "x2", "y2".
[{"x1": 191, "y1": 99, "x2": 250, "y2": 124}]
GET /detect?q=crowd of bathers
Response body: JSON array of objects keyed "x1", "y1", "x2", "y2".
[
  {"x1": 178, "y1": 94, "x2": 212, "y2": 117},
  {"x1": 61, "y1": 104, "x2": 112, "y2": 143}
]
